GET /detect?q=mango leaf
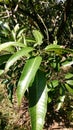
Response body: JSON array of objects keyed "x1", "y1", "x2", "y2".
[
  {"x1": 65, "y1": 73, "x2": 73, "y2": 79},
  {"x1": 11, "y1": 24, "x2": 19, "y2": 41},
  {"x1": 65, "y1": 83, "x2": 73, "y2": 95},
  {"x1": 49, "y1": 80, "x2": 59, "y2": 88},
  {"x1": 62, "y1": 61, "x2": 73, "y2": 67},
  {"x1": 47, "y1": 80, "x2": 59, "y2": 92},
  {"x1": 0, "y1": 42, "x2": 25, "y2": 52},
  {"x1": 66, "y1": 80, "x2": 73, "y2": 86},
  {"x1": 56, "y1": 95, "x2": 65, "y2": 111},
  {"x1": 11, "y1": 30, "x2": 16, "y2": 41},
  {"x1": 17, "y1": 28, "x2": 25, "y2": 38},
  {"x1": 29, "y1": 70, "x2": 48, "y2": 130},
  {"x1": 17, "y1": 56, "x2": 42, "y2": 105},
  {"x1": 5, "y1": 47, "x2": 33, "y2": 71},
  {"x1": 2, "y1": 22, "x2": 10, "y2": 31},
  {"x1": 26, "y1": 38, "x2": 35, "y2": 43},
  {"x1": 56, "y1": 84, "x2": 65, "y2": 111},
  {"x1": 0, "y1": 69, "x2": 4, "y2": 75},
  {"x1": 4, "y1": 46, "x2": 15, "y2": 53},
  {"x1": 45, "y1": 44, "x2": 73, "y2": 54},
  {"x1": 32, "y1": 30, "x2": 43, "y2": 46},
  {"x1": 0, "y1": 54, "x2": 12, "y2": 65},
  {"x1": 14, "y1": 24, "x2": 19, "y2": 33}
]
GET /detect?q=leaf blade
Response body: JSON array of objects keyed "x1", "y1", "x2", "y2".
[
  {"x1": 17, "y1": 56, "x2": 42, "y2": 105},
  {"x1": 29, "y1": 70, "x2": 48, "y2": 130},
  {"x1": 0, "y1": 42, "x2": 25, "y2": 52},
  {"x1": 5, "y1": 47, "x2": 33, "y2": 71},
  {"x1": 65, "y1": 83, "x2": 73, "y2": 95},
  {"x1": 45, "y1": 44, "x2": 73, "y2": 54},
  {"x1": 32, "y1": 30, "x2": 43, "y2": 46}
]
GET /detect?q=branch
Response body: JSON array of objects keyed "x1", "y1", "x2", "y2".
[{"x1": 57, "y1": 0, "x2": 73, "y2": 40}]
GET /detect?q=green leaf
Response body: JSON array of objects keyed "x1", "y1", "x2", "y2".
[
  {"x1": 0, "y1": 42, "x2": 25, "y2": 52},
  {"x1": 26, "y1": 38, "x2": 35, "y2": 43},
  {"x1": 56, "y1": 95, "x2": 65, "y2": 111},
  {"x1": 11, "y1": 30, "x2": 16, "y2": 41},
  {"x1": 56, "y1": 86, "x2": 65, "y2": 111},
  {"x1": 17, "y1": 28, "x2": 25, "y2": 38},
  {"x1": 0, "y1": 54, "x2": 12, "y2": 65},
  {"x1": 65, "y1": 83, "x2": 73, "y2": 95},
  {"x1": 66, "y1": 80, "x2": 73, "y2": 86},
  {"x1": 11, "y1": 24, "x2": 19, "y2": 41},
  {"x1": 29, "y1": 70, "x2": 48, "y2": 130},
  {"x1": 48, "y1": 80, "x2": 59, "y2": 89},
  {"x1": 2, "y1": 22, "x2": 10, "y2": 31},
  {"x1": 32, "y1": 30, "x2": 43, "y2": 46},
  {"x1": 5, "y1": 47, "x2": 33, "y2": 71},
  {"x1": 62, "y1": 61, "x2": 73, "y2": 67},
  {"x1": 52, "y1": 80, "x2": 59, "y2": 87},
  {"x1": 17, "y1": 56, "x2": 42, "y2": 105},
  {"x1": 4, "y1": 46, "x2": 15, "y2": 53},
  {"x1": 14, "y1": 24, "x2": 19, "y2": 33},
  {"x1": 0, "y1": 69, "x2": 4, "y2": 75},
  {"x1": 65, "y1": 73, "x2": 73, "y2": 79},
  {"x1": 45, "y1": 44, "x2": 73, "y2": 54}
]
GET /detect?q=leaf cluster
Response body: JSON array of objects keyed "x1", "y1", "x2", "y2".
[{"x1": 0, "y1": 1, "x2": 73, "y2": 130}]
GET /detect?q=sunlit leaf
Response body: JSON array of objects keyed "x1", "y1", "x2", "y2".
[
  {"x1": 3, "y1": 22, "x2": 10, "y2": 30},
  {"x1": 66, "y1": 80, "x2": 73, "y2": 86},
  {"x1": 65, "y1": 83, "x2": 73, "y2": 95},
  {"x1": 29, "y1": 70, "x2": 48, "y2": 130},
  {"x1": 17, "y1": 28, "x2": 25, "y2": 38},
  {"x1": 65, "y1": 73, "x2": 73, "y2": 79},
  {"x1": 11, "y1": 30, "x2": 16, "y2": 41},
  {"x1": 4, "y1": 46, "x2": 15, "y2": 53},
  {"x1": 45, "y1": 44, "x2": 73, "y2": 54},
  {"x1": 0, "y1": 69, "x2": 4, "y2": 75},
  {"x1": 14, "y1": 24, "x2": 19, "y2": 33},
  {"x1": 17, "y1": 56, "x2": 42, "y2": 105},
  {"x1": 26, "y1": 38, "x2": 35, "y2": 43},
  {"x1": 48, "y1": 80, "x2": 59, "y2": 89},
  {"x1": 32, "y1": 30, "x2": 43, "y2": 46},
  {"x1": 5, "y1": 47, "x2": 33, "y2": 71},
  {"x1": 56, "y1": 95, "x2": 65, "y2": 111},
  {"x1": 62, "y1": 61, "x2": 73, "y2": 67},
  {"x1": 0, "y1": 42, "x2": 25, "y2": 52}
]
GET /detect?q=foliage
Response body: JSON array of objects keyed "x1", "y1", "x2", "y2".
[{"x1": 0, "y1": 0, "x2": 73, "y2": 130}]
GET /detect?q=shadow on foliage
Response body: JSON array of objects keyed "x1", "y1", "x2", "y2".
[
  {"x1": 0, "y1": 112, "x2": 8, "y2": 130},
  {"x1": 44, "y1": 103, "x2": 73, "y2": 129}
]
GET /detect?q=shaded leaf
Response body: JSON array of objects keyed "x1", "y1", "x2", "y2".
[
  {"x1": 0, "y1": 54, "x2": 12, "y2": 65},
  {"x1": 29, "y1": 70, "x2": 48, "y2": 130},
  {"x1": 17, "y1": 56, "x2": 42, "y2": 105}
]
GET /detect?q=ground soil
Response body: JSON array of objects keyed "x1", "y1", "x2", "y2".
[{"x1": 0, "y1": 83, "x2": 73, "y2": 130}]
